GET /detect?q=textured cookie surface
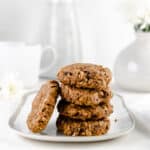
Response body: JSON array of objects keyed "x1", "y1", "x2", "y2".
[
  {"x1": 57, "y1": 100, "x2": 113, "y2": 120},
  {"x1": 61, "y1": 84, "x2": 112, "y2": 106},
  {"x1": 57, "y1": 63, "x2": 112, "y2": 89},
  {"x1": 56, "y1": 115, "x2": 110, "y2": 136},
  {"x1": 27, "y1": 80, "x2": 59, "y2": 133}
]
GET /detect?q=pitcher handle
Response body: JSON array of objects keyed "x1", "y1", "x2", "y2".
[{"x1": 39, "y1": 46, "x2": 58, "y2": 77}]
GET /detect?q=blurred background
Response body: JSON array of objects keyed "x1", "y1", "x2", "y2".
[
  {"x1": 0, "y1": 0, "x2": 134, "y2": 85},
  {"x1": 1, "y1": 0, "x2": 150, "y2": 109}
]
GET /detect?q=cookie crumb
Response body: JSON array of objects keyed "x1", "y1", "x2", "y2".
[{"x1": 114, "y1": 118, "x2": 118, "y2": 122}]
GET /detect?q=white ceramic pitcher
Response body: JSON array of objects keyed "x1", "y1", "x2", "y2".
[{"x1": 39, "y1": 0, "x2": 82, "y2": 79}]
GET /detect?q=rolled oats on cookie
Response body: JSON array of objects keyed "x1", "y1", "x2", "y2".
[
  {"x1": 57, "y1": 63, "x2": 112, "y2": 90},
  {"x1": 57, "y1": 100, "x2": 113, "y2": 120},
  {"x1": 56, "y1": 115, "x2": 110, "y2": 136}
]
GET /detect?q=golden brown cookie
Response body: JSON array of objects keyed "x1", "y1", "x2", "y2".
[
  {"x1": 61, "y1": 84, "x2": 112, "y2": 106},
  {"x1": 56, "y1": 115, "x2": 110, "y2": 136},
  {"x1": 57, "y1": 63, "x2": 112, "y2": 90},
  {"x1": 57, "y1": 100, "x2": 113, "y2": 120},
  {"x1": 27, "y1": 80, "x2": 59, "y2": 133}
]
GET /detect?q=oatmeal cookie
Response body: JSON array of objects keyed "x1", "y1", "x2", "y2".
[
  {"x1": 27, "y1": 80, "x2": 59, "y2": 133},
  {"x1": 57, "y1": 100, "x2": 113, "y2": 120},
  {"x1": 56, "y1": 115, "x2": 110, "y2": 136},
  {"x1": 57, "y1": 63, "x2": 112, "y2": 90},
  {"x1": 61, "y1": 84, "x2": 112, "y2": 106}
]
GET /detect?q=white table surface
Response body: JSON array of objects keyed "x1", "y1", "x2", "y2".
[
  {"x1": 0, "y1": 84, "x2": 149, "y2": 150},
  {"x1": 0, "y1": 43, "x2": 149, "y2": 150}
]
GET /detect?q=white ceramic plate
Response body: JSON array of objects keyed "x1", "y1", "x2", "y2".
[{"x1": 8, "y1": 91, "x2": 135, "y2": 142}]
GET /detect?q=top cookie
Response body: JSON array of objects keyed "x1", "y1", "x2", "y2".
[
  {"x1": 27, "y1": 80, "x2": 59, "y2": 133},
  {"x1": 57, "y1": 63, "x2": 112, "y2": 89}
]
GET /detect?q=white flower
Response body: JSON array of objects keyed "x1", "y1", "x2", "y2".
[
  {"x1": 144, "y1": 11, "x2": 150, "y2": 24},
  {"x1": 119, "y1": 0, "x2": 150, "y2": 24},
  {"x1": 0, "y1": 73, "x2": 24, "y2": 100}
]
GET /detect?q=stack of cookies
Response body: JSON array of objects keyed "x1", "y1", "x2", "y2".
[{"x1": 56, "y1": 63, "x2": 113, "y2": 136}]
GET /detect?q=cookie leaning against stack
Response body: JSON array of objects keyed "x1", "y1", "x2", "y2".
[
  {"x1": 57, "y1": 63, "x2": 113, "y2": 136},
  {"x1": 27, "y1": 80, "x2": 59, "y2": 133}
]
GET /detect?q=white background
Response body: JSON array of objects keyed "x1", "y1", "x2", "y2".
[{"x1": 0, "y1": 0, "x2": 135, "y2": 69}]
